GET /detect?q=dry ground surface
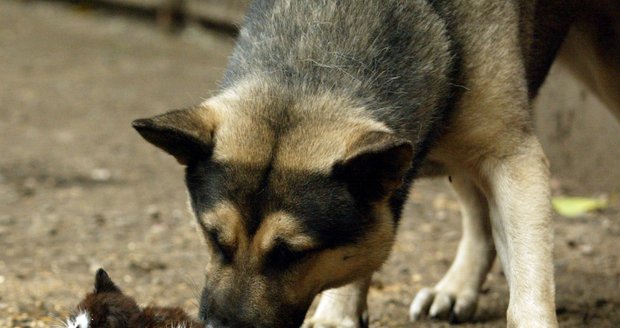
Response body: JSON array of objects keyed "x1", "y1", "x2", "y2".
[{"x1": 1, "y1": 1, "x2": 619, "y2": 327}]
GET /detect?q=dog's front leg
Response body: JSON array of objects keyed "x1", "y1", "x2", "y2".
[
  {"x1": 410, "y1": 174, "x2": 495, "y2": 323},
  {"x1": 302, "y1": 276, "x2": 371, "y2": 328},
  {"x1": 481, "y1": 136, "x2": 558, "y2": 328}
]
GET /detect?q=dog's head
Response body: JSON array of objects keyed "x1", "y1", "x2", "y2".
[{"x1": 133, "y1": 89, "x2": 413, "y2": 327}]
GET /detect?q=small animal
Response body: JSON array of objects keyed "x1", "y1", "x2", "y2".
[
  {"x1": 132, "y1": 0, "x2": 620, "y2": 327},
  {"x1": 65, "y1": 269, "x2": 202, "y2": 328}
]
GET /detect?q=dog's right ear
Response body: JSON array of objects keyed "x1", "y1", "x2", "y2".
[
  {"x1": 132, "y1": 107, "x2": 217, "y2": 165},
  {"x1": 94, "y1": 268, "x2": 121, "y2": 294},
  {"x1": 333, "y1": 131, "x2": 413, "y2": 201}
]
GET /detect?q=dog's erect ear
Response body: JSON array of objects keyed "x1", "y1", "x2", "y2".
[
  {"x1": 94, "y1": 268, "x2": 122, "y2": 294},
  {"x1": 132, "y1": 107, "x2": 216, "y2": 165},
  {"x1": 334, "y1": 131, "x2": 413, "y2": 201}
]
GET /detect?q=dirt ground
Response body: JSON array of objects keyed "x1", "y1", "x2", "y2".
[{"x1": 0, "y1": 1, "x2": 619, "y2": 327}]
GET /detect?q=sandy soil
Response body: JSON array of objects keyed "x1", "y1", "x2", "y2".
[{"x1": 0, "y1": 1, "x2": 618, "y2": 327}]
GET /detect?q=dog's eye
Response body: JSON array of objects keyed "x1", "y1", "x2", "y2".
[
  {"x1": 264, "y1": 242, "x2": 317, "y2": 273},
  {"x1": 205, "y1": 229, "x2": 234, "y2": 263}
]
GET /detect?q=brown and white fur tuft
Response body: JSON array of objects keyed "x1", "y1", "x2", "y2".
[{"x1": 65, "y1": 269, "x2": 202, "y2": 328}]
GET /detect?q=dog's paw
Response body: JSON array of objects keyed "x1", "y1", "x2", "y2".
[
  {"x1": 302, "y1": 314, "x2": 368, "y2": 328},
  {"x1": 409, "y1": 287, "x2": 478, "y2": 323}
]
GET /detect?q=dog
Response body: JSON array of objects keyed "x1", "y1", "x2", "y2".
[
  {"x1": 132, "y1": 0, "x2": 620, "y2": 327},
  {"x1": 65, "y1": 269, "x2": 202, "y2": 328}
]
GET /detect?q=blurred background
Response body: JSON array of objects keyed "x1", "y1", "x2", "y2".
[{"x1": 0, "y1": 0, "x2": 618, "y2": 327}]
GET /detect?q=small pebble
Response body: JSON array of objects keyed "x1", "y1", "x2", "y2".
[
  {"x1": 90, "y1": 168, "x2": 111, "y2": 181},
  {"x1": 22, "y1": 177, "x2": 37, "y2": 196},
  {"x1": 411, "y1": 273, "x2": 422, "y2": 282},
  {"x1": 147, "y1": 205, "x2": 161, "y2": 220},
  {"x1": 94, "y1": 213, "x2": 106, "y2": 225},
  {"x1": 579, "y1": 244, "x2": 594, "y2": 256}
]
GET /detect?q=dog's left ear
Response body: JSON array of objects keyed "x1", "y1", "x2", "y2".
[
  {"x1": 334, "y1": 131, "x2": 413, "y2": 201},
  {"x1": 94, "y1": 268, "x2": 122, "y2": 294},
  {"x1": 132, "y1": 106, "x2": 217, "y2": 165}
]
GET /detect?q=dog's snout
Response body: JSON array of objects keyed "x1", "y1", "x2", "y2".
[{"x1": 200, "y1": 291, "x2": 248, "y2": 328}]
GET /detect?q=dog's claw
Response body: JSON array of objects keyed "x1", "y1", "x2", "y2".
[
  {"x1": 408, "y1": 288, "x2": 433, "y2": 322},
  {"x1": 409, "y1": 287, "x2": 478, "y2": 323},
  {"x1": 429, "y1": 292, "x2": 454, "y2": 319},
  {"x1": 452, "y1": 291, "x2": 478, "y2": 322}
]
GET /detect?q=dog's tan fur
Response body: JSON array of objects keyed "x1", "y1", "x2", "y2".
[
  {"x1": 198, "y1": 202, "x2": 246, "y2": 255},
  {"x1": 204, "y1": 87, "x2": 392, "y2": 173},
  {"x1": 253, "y1": 212, "x2": 317, "y2": 254}
]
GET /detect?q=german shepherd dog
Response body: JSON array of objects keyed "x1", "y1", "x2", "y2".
[{"x1": 132, "y1": 0, "x2": 620, "y2": 327}]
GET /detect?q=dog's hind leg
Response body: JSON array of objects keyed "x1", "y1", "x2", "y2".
[
  {"x1": 558, "y1": 1, "x2": 620, "y2": 118},
  {"x1": 409, "y1": 174, "x2": 495, "y2": 323},
  {"x1": 302, "y1": 276, "x2": 371, "y2": 328}
]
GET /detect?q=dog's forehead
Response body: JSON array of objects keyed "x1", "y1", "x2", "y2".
[
  {"x1": 200, "y1": 205, "x2": 316, "y2": 251},
  {"x1": 197, "y1": 200, "x2": 315, "y2": 257},
  {"x1": 207, "y1": 88, "x2": 390, "y2": 172},
  {"x1": 193, "y1": 163, "x2": 332, "y2": 229},
  {"x1": 189, "y1": 160, "x2": 365, "y2": 249},
  {"x1": 211, "y1": 111, "x2": 275, "y2": 168},
  {"x1": 212, "y1": 116, "x2": 347, "y2": 173}
]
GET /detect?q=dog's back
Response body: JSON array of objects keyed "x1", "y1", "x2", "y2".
[
  {"x1": 225, "y1": 0, "x2": 456, "y2": 157},
  {"x1": 223, "y1": 0, "x2": 618, "y2": 164}
]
